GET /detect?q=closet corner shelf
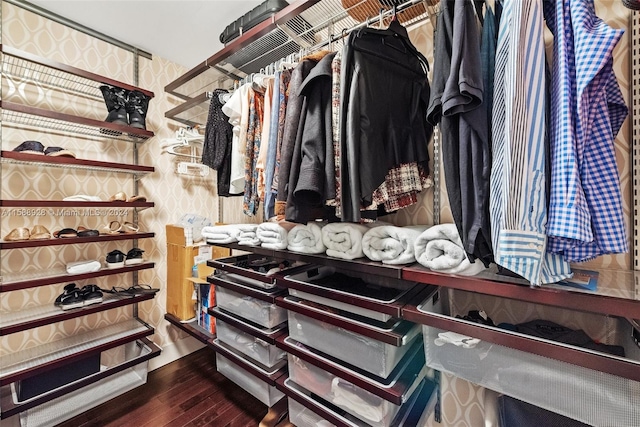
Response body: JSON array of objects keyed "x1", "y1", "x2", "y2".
[
  {"x1": 0, "y1": 293, "x2": 156, "y2": 336},
  {"x1": 165, "y1": 92, "x2": 211, "y2": 127},
  {"x1": 215, "y1": 242, "x2": 404, "y2": 279},
  {"x1": 164, "y1": 313, "x2": 215, "y2": 346},
  {"x1": 0, "y1": 232, "x2": 155, "y2": 250},
  {"x1": 0, "y1": 318, "x2": 153, "y2": 386},
  {"x1": 1, "y1": 151, "x2": 154, "y2": 175},
  {"x1": 0, "y1": 337, "x2": 161, "y2": 420},
  {"x1": 1, "y1": 44, "x2": 154, "y2": 100},
  {"x1": 403, "y1": 265, "x2": 640, "y2": 320},
  {"x1": 1, "y1": 101, "x2": 154, "y2": 143},
  {"x1": 0, "y1": 262, "x2": 155, "y2": 293}
]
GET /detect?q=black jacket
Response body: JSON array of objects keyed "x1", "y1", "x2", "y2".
[
  {"x1": 285, "y1": 51, "x2": 337, "y2": 223},
  {"x1": 339, "y1": 26, "x2": 433, "y2": 222}
]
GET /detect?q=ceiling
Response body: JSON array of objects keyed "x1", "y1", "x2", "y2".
[{"x1": 27, "y1": 0, "x2": 270, "y2": 69}]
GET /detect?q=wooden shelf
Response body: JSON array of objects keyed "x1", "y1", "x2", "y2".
[
  {"x1": 0, "y1": 318, "x2": 153, "y2": 385},
  {"x1": 403, "y1": 265, "x2": 640, "y2": 320},
  {"x1": 0, "y1": 200, "x2": 154, "y2": 209},
  {"x1": 277, "y1": 295, "x2": 417, "y2": 346},
  {"x1": 0, "y1": 232, "x2": 155, "y2": 249},
  {"x1": 277, "y1": 335, "x2": 424, "y2": 405},
  {"x1": 1, "y1": 151, "x2": 154, "y2": 175},
  {"x1": 209, "y1": 306, "x2": 286, "y2": 345},
  {"x1": 215, "y1": 242, "x2": 404, "y2": 279},
  {"x1": 0, "y1": 262, "x2": 155, "y2": 293},
  {"x1": 2, "y1": 44, "x2": 154, "y2": 99},
  {"x1": 210, "y1": 339, "x2": 286, "y2": 386},
  {"x1": 164, "y1": 313, "x2": 215, "y2": 346},
  {"x1": 165, "y1": 92, "x2": 211, "y2": 127},
  {"x1": 1, "y1": 101, "x2": 154, "y2": 142},
  {"x1": 402, "y1": 304, "x2": 640, "y2": 383},
  {"x1": 0, "y1": 338, "x2": 160, "y2": 420},
  {"x1": 211, "y1": 243, "x2": 640, "y2": 320},
  {"x1": 0, "y1": 293, "x2": 155, "y2": 336}
]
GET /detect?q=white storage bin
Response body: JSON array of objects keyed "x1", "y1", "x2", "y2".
[
  {"x1": 287, "y1": 310, "x2": 421, "y2": 378},
  {"x1": 288, "y1": 354, "x2": 424, "y2": 427},
  {"x1": 216, "y1": 285, "x2": 287, "y2": 328},
  {"x1": 216, "y1": 319, "x2": 286, "y2": 368},
  {"x1": 422, "y1": 322, "x2": 640, "y2": 427},
  {"x1": 288, "y1": 398, "x2": 336, "y2": 427},
  {"x1": 216, "y1": 353, "x2": 284, "y2": 407}
]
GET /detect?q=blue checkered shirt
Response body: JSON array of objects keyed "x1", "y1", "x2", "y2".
[{"x1": 544, "y1": 0, "x2": 628, "y2": 262}]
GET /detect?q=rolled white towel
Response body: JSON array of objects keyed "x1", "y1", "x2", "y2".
[
  {"x1": 237, "y1": 224, "x2": 260, "y2": 246},
  {"x1": 201, "y1": 225, "x2": 242, "y2": 244},
  {"x1": 288, "y1": 222, "x2": 326, "y2": 254},
  {"x1": 414, "y1": 224, "x2": 486, "y2": 276},
  {"x1": 321, "y1": 223, "x2": 369, "y2": 260},
  {"x1": 362, "y1": 225, "x2": 428, "y2": 265},
  {"x1": 257, "y1": 221, "x2": 296, "y2": 250}
]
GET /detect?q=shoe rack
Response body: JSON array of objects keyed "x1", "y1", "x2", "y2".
[{"x1": 0, "y1": 44, "x2": 161, "y2": 424}]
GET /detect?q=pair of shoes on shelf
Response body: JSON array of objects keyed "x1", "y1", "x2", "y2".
[
  {"x1": 102, "y1": 284, "x2": 159, "y2": 296},
  {"x1": 99, "y1": 85, "x2": 151, "y2": 130},
  {"x1": 106, "y1": 248, "x2": 144, "y2": 268},
  {"x1": 100, "y1": 220, "x2": 140, "y2": 235},
  {"x1": 55, "y1": 283, "x2": 103, "y2": 310},
  {"x1": 12, "y1": 140, "x2": 76, "y2": 158},
  {"x1": 4, "y1": 225, "x2": 52, "y2": 241},
  {"x1": 53, "y1": 226, "x2": 99, "y2": 238},
  {"x1": 108, "y1": 192, "x2": 147, "y2": 203}
]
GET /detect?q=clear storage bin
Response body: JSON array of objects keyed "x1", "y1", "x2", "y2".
[
  {"x1": 421, "y1": 322, "x2": 640, "y2": 427},
  {"x1": 216, "y1": 285, "x2": 287, "y2": 328},
  {"x1": 287, "y1": 310, "x2": 421, "y2": 378},
  {"x1": 288, "y1": 353, "x2": 424, "y2": 427},
  {"x1": 216, "y1": 319, "x2": 286, "y2": 368},
  {"x1": 216, "y1": 353, "x2": 284, "y2": 406},
  {"x1": 288, "y1": 398, "x2": 336, "y2": 427}
]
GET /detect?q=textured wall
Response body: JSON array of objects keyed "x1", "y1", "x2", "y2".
[{"x1": 0, "y1": 1, "x2": 216, "y2": 366}]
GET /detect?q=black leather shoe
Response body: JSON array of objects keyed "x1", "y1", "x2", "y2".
[{"x1": 106, "y1": 249, "x2": 126, "y2": 269}]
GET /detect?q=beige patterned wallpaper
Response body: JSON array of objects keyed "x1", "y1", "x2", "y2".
[
  {"x1": 0, "y1": 1, "x2": 217, "y2": 368},
  {"x1": 0, "y1": 1, "x2": 634, "y2": 426}
]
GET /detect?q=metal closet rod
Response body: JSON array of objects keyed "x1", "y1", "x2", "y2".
[
  {"x1": 5, "y1": 0, "x2": 153, "y2": 60},
  {"x1": 229, "y1": 0, "x2": 435, "y2": 87}
]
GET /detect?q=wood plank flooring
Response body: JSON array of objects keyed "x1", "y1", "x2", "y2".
[{"x1": 57, "y1": 347, "x2": 270, "y2": 427}]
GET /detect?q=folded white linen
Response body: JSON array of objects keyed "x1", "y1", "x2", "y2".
[
  {"x1": 362, "y1": 225, "x2": 428, "y2": 265},
  {"x1": 66, "y1": 260, "x2": 101, "y2": 274},
  {"x1": 237, "y1": 224, "x2": 260, "y2": 246},
  {"x1": 257, "y1": 221, "x2": 296, "y2": 249},
  {"x1": 287, "y1": 222, "x2": 326, "y2": 254},
  {"x1": 63, "y1": 194, "x2": 102, "y2": 201},
  {"x1": 414, "y1": 224, "x2": 486, "y2": 276},
  {"x1": 321, "y1": 223, "x2": 370, "y2": 260},
  {"x1": 201, "y1": 225, "x2": 241, "y2": 244}
]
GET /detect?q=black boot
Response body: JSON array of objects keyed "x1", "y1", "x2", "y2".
[
  {"x1": 126, "y1": 90, "x2": 150, "y2": 129},
  {"x1": 99, "y1": 85, "x2": 128, "y2": 125}
]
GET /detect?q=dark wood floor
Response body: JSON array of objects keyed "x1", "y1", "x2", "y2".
[{"x1": 57, "y1": 347, "x2": 270, "y2": 427}]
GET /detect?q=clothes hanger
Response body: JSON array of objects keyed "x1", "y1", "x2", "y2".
[{"x1": 386, "y1": 4, "x2": 409, "y2": 39}]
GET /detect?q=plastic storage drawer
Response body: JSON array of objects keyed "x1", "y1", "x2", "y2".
[
  {"x1": 288, "y1": 398, "x2": 336, "y2": 427},
  {"x1": 287, "y1": 310, "x2": 421, "y2": 378},
  {"x1": 216, "y1": 319, "x2": 286, "y2": 368},
  {"x1": 422, "y1": 322, "x2": 640, "y2": 427},
  {"x1": 216, "y1": 285, "x2": 287, "y2": 328},
  {"x1": 216, "y1": 353, "x2": 284, "y2": 406},
  {"x1": 288, "y1": 353, "x2": 425, "y2": 426}
]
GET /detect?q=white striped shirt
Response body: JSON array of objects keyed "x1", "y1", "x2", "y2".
[{"x1": 490, "y1": 0, "x2": 572, "y2": 285}]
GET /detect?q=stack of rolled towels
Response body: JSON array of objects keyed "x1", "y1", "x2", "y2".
[{"x1": 201, "y1": 222, "x2": 485, "y2": 276}]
